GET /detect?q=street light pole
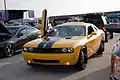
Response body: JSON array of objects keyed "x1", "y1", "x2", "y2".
[{"x1": 3, "y1": 0, "x2": 7, "y2": 21}]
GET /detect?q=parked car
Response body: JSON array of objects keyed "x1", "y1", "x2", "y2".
[
  {"x1": 83, "y1": 13, "x2": 111, "y2": 42},
  {"x1": 0, "y1": 22, "x2": 40, "y2": 57},
  {"x1": 111, "y1": 39, "x2": 120, "y2": 80},
  {"x1": 106, "y1": 23, "x2": 120, "y2": 33},
  {"x1": 22, "y1": 22, "x2": 105, "y2": 70}
]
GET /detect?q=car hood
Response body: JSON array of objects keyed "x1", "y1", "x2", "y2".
[
  {"x1": 24, "y1": 36, "x2": 86, "y2": 48},
  {"x1": 0, "y1": 33, "x2": 11, "y2": 43},
  {"x1": 0, "y1": 22, "x2": 11, "y2": 35}
]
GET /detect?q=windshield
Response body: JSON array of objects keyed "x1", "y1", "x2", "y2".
[
  {"x1": 6, "y1": 27, "x2": 20, "y2": 36},
  {"x1": 48, "y1": 26, "x2": 85, "y2": 37},
  {"x1": 113, "y1": 41, "x2": 120, "y2": 57}
]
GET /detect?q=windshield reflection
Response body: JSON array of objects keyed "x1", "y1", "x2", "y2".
[{"x1": 48, "y1": 26, "x2": 86, "y2": 37}]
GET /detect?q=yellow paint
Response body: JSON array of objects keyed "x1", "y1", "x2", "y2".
[{"x1": 22, "y1": 10, "x2": 105, "y2": 66}]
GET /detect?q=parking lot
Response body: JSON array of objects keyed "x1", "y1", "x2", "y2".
[{"x1": 0, "y1": 33, "x2": 119, "y2": 80}]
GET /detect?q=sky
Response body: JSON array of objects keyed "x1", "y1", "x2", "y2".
[{"x1": 0, "y1": 0, "x2": 120, "y2": 17}]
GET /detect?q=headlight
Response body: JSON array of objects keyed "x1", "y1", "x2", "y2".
[
  {"x1": 61, "y1": 48, "x2": 68, "y2": 53},
  {"x1": 28, "y1": 48, "x2": 34, "y2": 52},
  {"x1": 113, "y1": 56, "x2": 120, "y2": 79},
  {"x1": 23, "y1": 47, "x2": 28, "y2": 52},
  {"x1": 23, "y1": 47, "x2": 34, "y2": 52},
  {"x1": 61, "y1": 48, "x2": 74, "y2": 53},
  {"x1": 68, "y1": 48, "x2": 74, "y2": 53}
]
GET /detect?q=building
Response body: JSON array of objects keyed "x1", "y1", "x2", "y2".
[{"x1": 0, "y1": 10, "x2": 35, "y2": 21}]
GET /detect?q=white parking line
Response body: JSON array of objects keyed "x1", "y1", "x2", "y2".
[
  {"x1": 0, "y1": 58, "x2": 24, "y2": 67},
  {"x1": 0, "y1": 62, "x2": 11, "y2": 67}
]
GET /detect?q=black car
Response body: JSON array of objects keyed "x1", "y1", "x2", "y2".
[
  {"x1": 111, "y1": 39, "x2": 120, "y2": 80},
  {"x1": 83, "y1": 13, "x2": 112, "y2": 41},
  {"x1": 106, "y1": 23, "x2": 120, "y2": 33},
  {"x1": 0, "y1": 22, "x2": 40, "y2": 57}
]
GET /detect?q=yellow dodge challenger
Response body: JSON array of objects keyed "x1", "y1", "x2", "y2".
[{"x1": 22, "y1": 22, "x2": 105, "y2": 70}]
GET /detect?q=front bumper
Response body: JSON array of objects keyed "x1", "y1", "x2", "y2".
[{"x1": 22, "y1": 51, "x2": 79, "y2": 66}]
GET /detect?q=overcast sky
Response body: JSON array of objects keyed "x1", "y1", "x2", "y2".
[{"x1": 0, "y1": 0, "x2": 120, "y2": 17}]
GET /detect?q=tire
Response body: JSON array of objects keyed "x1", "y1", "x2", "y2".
[
  {"x1": 75, "y1": 47, "x2": 87, "y2": 70},
  {"x1": 4, "y1": 43, "x2": 15, "y2": 57},
  {"x1": 97, "y1": 40, "x2": 105, "y2": 55},
  {"x1": 105, "y1": 31, "x2": 108, "y2": 42},
  {"x1": 110, "y1": 32, "x2": 113, "y2": 39}
]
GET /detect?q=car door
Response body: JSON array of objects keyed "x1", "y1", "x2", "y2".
[
  {"x1": 92, "y1": 25, "x2": 102, "y2": 52},
  {"x1": 26, "y1": 28, "x2": 40, "y2": 41},
  {"x1": 15, "y1": 28, "x2": 28, "y2": 50},
  {"x1": 86, "y1": 25, "x2": 98, "y2": 57}
]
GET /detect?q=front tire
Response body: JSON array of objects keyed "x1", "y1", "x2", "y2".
[
  {"x1": 75, "y1": 47, "x2": 87, "y2": 70},
  {"x1": 4, "y1": 43, "x2": 14, "y2": 57}
]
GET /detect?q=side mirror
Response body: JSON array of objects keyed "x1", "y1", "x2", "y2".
[
  {"x1": 92, "y1": 32, "x2": 97, "y2": 35},
  {"x1": 17, "y1": 33, "x2": 23, "y2": 38}
]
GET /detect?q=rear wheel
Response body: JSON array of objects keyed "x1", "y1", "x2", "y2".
[
  {"x1": 75, "y1": 47, "x2": 87, "y2": 70},
  {"x1": 4, "y1": 43, "x2": 14, "y2": 57},
  {"x1": 97, "y1": 40, "x2": 104, "y2": 55},
  {"x1": 105, "y1": 31, "x2": 108, "y2": 42}
]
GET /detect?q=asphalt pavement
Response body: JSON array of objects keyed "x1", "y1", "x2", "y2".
[{"x1": 0, "y1": 33, "x2": 120, "y2": 80}]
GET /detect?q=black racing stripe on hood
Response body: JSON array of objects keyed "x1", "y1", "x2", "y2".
[{"x1": 38, "y1": 37, "x2": 60, "y2": 48}]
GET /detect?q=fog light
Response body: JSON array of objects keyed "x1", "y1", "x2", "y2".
[
  {"x1": 27, "y1": 60, "x2": 31, "y2": 63},
  {"x1": 65, "y1": 62, "x2": 70, "y2": 65}
]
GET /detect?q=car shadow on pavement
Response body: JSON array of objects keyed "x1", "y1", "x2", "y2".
[
  {"x1": 28, "y1": 64, "x2": 79, "y2": 73},
  {"x1": 18, "y1": 65, "x2": 79, "y2": 80}
]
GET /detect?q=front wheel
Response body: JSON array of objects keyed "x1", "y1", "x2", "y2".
[
  {"x1": 75, "y1": 48, "x2": 87, "y2": 70},
  {"x1": 4, "y1": 43, "x2": 14, "y2": 57}
]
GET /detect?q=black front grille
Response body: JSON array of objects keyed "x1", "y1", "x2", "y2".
[
  {"x1": 32, "y1": 48, "x2": 62, "y2": 53},
  {"x1": 32, "y1": 59, "x2": 59, "y2": 63}
]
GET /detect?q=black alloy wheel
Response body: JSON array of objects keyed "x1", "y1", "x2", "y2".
[
  {"x1": 75, "y1": 48, "x2": 87, "y2": 70},
  {"x1": 4, "y1": 44, "x2": 14, "y2": 57},
  {"x1": 97, "y1": 40, "x2": 104, "y2": 55}
]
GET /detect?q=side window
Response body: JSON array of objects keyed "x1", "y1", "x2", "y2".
[
  {"x1": 113, "y1": 41, "x2": 120, "y2": 57},
  {"x1": 88, "y1": 26, "x2": 94, "y2": 35},
  {"x1": 92, "y1": 25, "x2": 98, "y2": 31},
  {"x1": 27, "y1": 28, "x2": 36, "y2": 34},
  {"x1": 18, "y1": 29, "x2": 27, "y2": 37}
]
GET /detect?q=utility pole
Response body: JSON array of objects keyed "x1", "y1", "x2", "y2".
[{"x1": 4, "y1": 0, "x2": 7, "y2": 21}]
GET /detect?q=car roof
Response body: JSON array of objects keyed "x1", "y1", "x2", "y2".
[
  {"x1": 6, "y1": 25, "x2": 32, "y2": 29},
  {"x1": 56, "y1": 22, "x2": 93, "y2": 27}
]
